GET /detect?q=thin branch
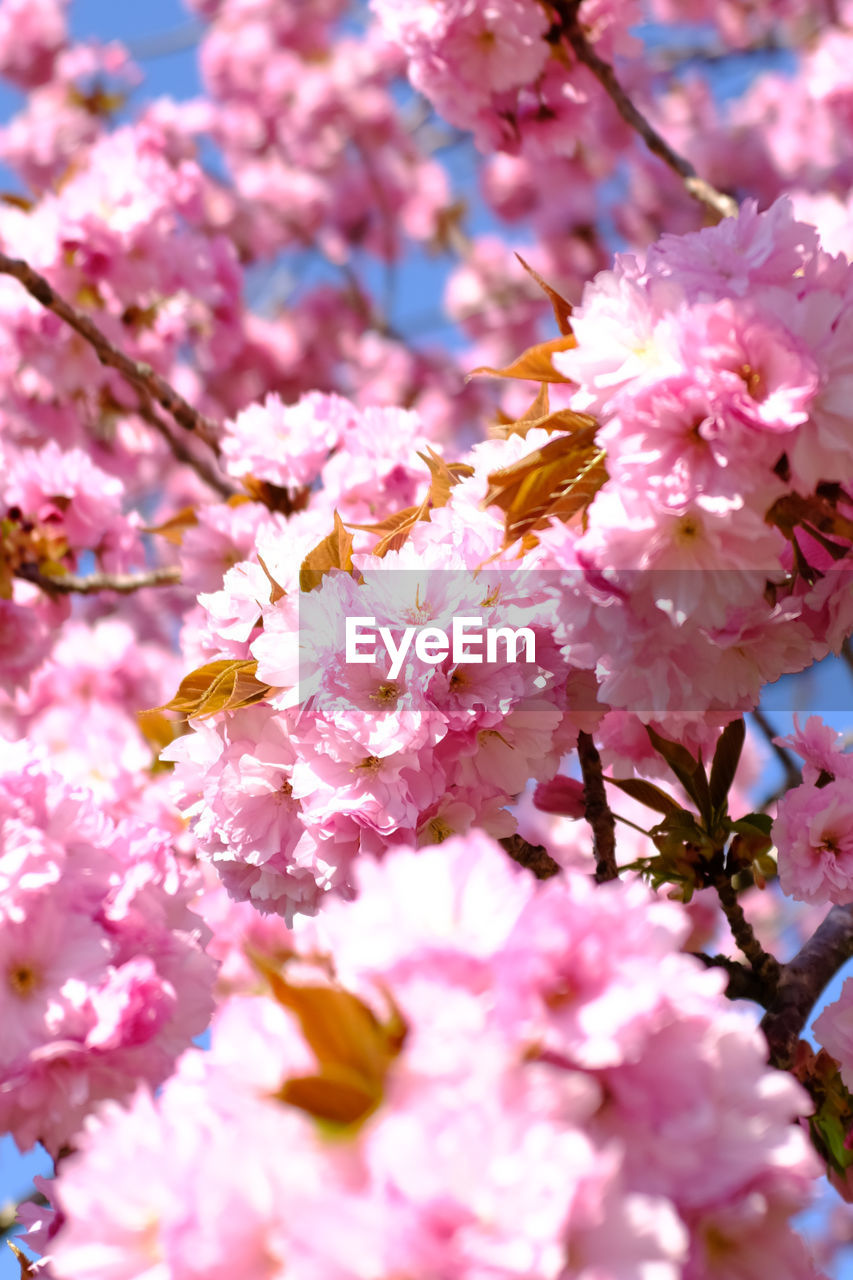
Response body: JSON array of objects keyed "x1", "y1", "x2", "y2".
[
  {"x1": 17, "y1": 565, "x2": 181, "y2": 595},
  {"x1": 750, "y1": 707, "x2": 802, "y2": 790},
  {"x1": 0, "y1": 253, "x2": 222, "y2": 453},
  {"x1": 693, "y1": 950, "x2": 770, "y2": 1005},
  {"x1": 762, "y1": 904, "x2": 853, "y2": 1069},
  {"x1": 499, "y1": 834, "x2": 561, "y2": 880},
  {"x1": 714, "y1": 872, "x2": 781, "y2": 993},
  {"x1": 577, "y1": 730, "x2": 618, "y2": 882},
  {"x1": 547, "y1": 1, "x2": 738, "y2": 221},
  {"x1": 136, "y1": 402, "x2": 237, "y2": 499}
]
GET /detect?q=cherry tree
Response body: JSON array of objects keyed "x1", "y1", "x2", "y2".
[{"x1": 2, "y1": 0, "x2": 853, "y2": 1276}]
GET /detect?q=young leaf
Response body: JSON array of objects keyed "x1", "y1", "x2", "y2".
[
  {"x1": 469, "y1": 334, "x2": 578, "y2": 384},
  {"x1": 348, "y1": 450, "x2": 473, "y2": 557},
  {"x1": 416, "y1": 447, "x2": 474, "y2": 508},
  {"x1": 299, "y1": 510, "x2": 355, "y2": 592},
  {"x1": 489, "y1": 380, "x2": 597, "y2": 440},
  {"x1": 483, "y1": 430, "x2": 606, "y2": 545},
  {"x1": 348, "y1": 505, "x2": 422, "y2": 556},
  {"x1": 732, "y1": 811, "x2": 774, "y2": 836},
  {"x1": 142, "y1": 504, "x2": 198, "y2": 545},
  {"x1": 646, "y1": 725, "x2": 712, "y2": 823},
  {"x1": 709, "y1": 718, "x2": 746, "y2": 814},
  {"x1": 157, "y1": 658, "x2": 270, "y2": 719},
  {"x1": 513, "y1": 253, "x2": 574, "y2": 335},
  {"x1": 256, "y1": 553, "x2": 286, "y2": 604},
  {"x1": 277, "y1": 1068, "x2": 379, "y2": 1127},
  {"x1": 606, "y1": 775, "x2": 684, "y2": 816}
]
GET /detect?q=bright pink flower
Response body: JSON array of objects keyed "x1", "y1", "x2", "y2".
[
  {"x1": 0, "y1": 749, "x2": 215, "y2": 1154},
  {"x1": 0, "y1": 0, "x2": 66, "y2": 88},
  {"x1": 222, "y1": 391, "x2": 357, "y2": 489},
  {"x1": 774, "y1": 778, "x2": 853, "y2": 905},
  {"x1": 814, "y1": 978, "x2": 853, "y2": 1092}
]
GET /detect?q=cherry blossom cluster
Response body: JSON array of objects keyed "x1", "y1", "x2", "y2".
[
  {"x1": 540, "y1": 198, "x2": 853, "y2": 717},
  {"x1": 162, "y1": 200, "x2": 853, "y2": 924},
  {"x1": 168, "y1": 533, "x2": 585, "y2": 917},
  {"x1": 0, "y1": 744, "x2": 215, "y2": 1156},
  {"x1": 772, "y1": 716, "x2": 853, "y2": 906},
  {"x1": 1, "y1": 0, "x2": 853, "y2": 1268},
  {"x1": 187, "y1": 0, "x2": 450, "y2": 264},
  {"x1": 0, "y1": 614, "x2": 190, "y2": 824},
  {"x1": 25, "y1": 835, "x2": 821, "y2": 1279}
]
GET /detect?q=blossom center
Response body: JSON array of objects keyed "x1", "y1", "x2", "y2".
[
  {"x1": 676, "y1": 514, "x2": 700, "y2": 543},
  {"x1": 371, "y1": 681, "x2": 399, "y2": 705},
  {"x1": 427, "y1": 817, "x2": 455, "y2": 843},
  {"x1": 8, "y1": 962, "x2": 41, "y2": 997},
  {"x1": 738, "y1": 362, "x2": 764, "y2": 399}
]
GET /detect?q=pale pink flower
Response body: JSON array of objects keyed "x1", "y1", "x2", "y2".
[{"x1": 774, "y1": 779, "x2": 853, "y2": 905}]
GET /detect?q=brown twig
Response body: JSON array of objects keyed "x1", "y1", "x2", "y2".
[
  {"x1": 762, "y1": 905, "x2": 853, "y2": 1069},
  {"x1": 577, "y1": 730, "x2": 618, "y2": 882},
  {"x1": 714, "y1": 873, "x2": 781, "y2": 992},
  {"x1": 547, "y1": 1, "x2": 739, "y2": 221},
  {"x1": 499, "y1": 834, "x2": 561, "y2": 880},
  {"x1": 0, "y1": 252, "x2": 222, "y2": 452},
  {"x1": 136, "y1": 402, "x2": 236, "y2": 499},
  {"x1": 693, "y1": 950, "x2": 770, "y2": 1005},
  {"x1": 17, "y1": 565, "x2": 181, "y2": 595}
]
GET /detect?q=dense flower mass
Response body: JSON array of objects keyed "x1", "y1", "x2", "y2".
[
  {"x1": 0, "y1": 746, "x2": 215, "y2": 1155},
  {"x1": 27, "y1": 836, "x2": 821, "y2": 1280},
  {"x1": 2, "y1": 0, "x2": 853, "y2": 1272},
  {"x1": 154, "y1": 200, "x2": 853, "y2": 922}
]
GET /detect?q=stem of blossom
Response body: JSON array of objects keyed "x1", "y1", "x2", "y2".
[
  {"x1": 612, "y1": 812, "x2": 650, "y2": 837},
  {"x1": 499, "y1": 834, "x2": 561, "y2": 880},
  {"x1": 762, "y1": 905, "x2": 853, "y2": 1069},
  {"x1": 547, "y1": 1, "x2": 739, "y2": 222},
  {"x1": 16, "y1": 565, "x2": 182, "y2": 595},
  {"x1": 714, "y1": 872, "x2": 781, "y2": 993},
  {"x1": 0, "y1": 252, "x2": 222, "y2": 453},
  {"x1": 577, "y1": 731, "x2": 618, "y2": 882},
  {"x1": 750, "y1": 707, "x2": 802, "y2": 791}
]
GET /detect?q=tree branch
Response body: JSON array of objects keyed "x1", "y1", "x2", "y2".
[
  {"x1": 693, "y1": 950, "x2": 770, "y2": 1005},
  {"x1": 499, "y1": 833, "x2": 561, "y2": 880},
  {"x1": 577, "y1": 730, "x2": 618, "y2": 882},
  {"x1": 547, "y1": 1, "x2": 738, "y2": 221},
  {"x1": 0, "y1": 252, "x2": 222, "y2": 453},
  {"x1": 762, "y1": 905, "x2": 853, "y2": 1069},
  {"x1": 17, "y1": 565, "x2": 181, "y2": 595},
  {"x1": 136, "y1": 402, "x2": 236, "y2": 499},
  {"x1": 714, "y1": 873, "x2": 781, "y2": 993}
]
